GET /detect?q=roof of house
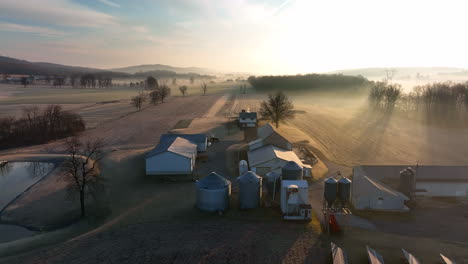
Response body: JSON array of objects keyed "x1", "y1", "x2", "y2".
[
  {"x1": 160, "y1": 134, "x2": 207, "y2": 145},
  {"x1": 248, "y1": 145, "x2": 303, "y2": 167},
  {"x1": 146, "y1": 136, "x2": 197, "y2": 158},
  {"x1": 239, "y1": 111, "x2": 257, "y2": 119},
  {"x1": 353, "y1": 168, "x2": 409, "y2": 201}
]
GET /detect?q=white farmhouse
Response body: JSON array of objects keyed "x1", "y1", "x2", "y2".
[{"x1": 239, "y1": 110, "x2": 257, "y2": 128}]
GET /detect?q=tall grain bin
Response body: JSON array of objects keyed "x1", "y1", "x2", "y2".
[
  {"x1": 196, "y1": 172, "x2": 231, "y2": 212},
  {"x1": 238, "y1": 171, "x2": 262, "y2": 209},
  {"x1": 239, "y1": 160, "x2": 248, "y2": 176},
  {"x1": 282, "y1": 161, "x2": 303, "y2": 180},
  {"x1": 324, "y1": 177, "x2": 338, "y2": 208},
  {"x1": 399, "y1": 167, "x2": 415, "y2": 199},
  {"x1": 338, "y1": 177, "x2": 352, "y2": 208},
  {"x1": 265, "y1": 171, "x2": 281, "y2": 198}
]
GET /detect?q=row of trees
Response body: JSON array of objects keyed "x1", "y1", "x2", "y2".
[
  {"x1": 368, "y1": 81, "x2": 468, "y2": 122},
  {"x1": 248, "y1": 74, "x2": 370, "y2": 91},
  {"x1": 0, "y1": 105, "x2": 85, "y2": 149}
]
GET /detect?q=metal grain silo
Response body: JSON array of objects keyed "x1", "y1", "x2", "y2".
[
  {"x1": 399, "y1": 167, "x2": 415, "y2": 199},
  {"x1": 324, "y1": 177, "x2": 338, "y2": 208},
  {"x1": 265, "y1": 170, "x2": 281, "y2": 198},
  {"x1": 281, "y1": 161, "x2": 303, "y2": 180},
  {"x1": 238, "y1": 171, "x2": 262, "y2": 209},
  {"x1": 338, "y1": 177, "x2": 352, "y2": 207},
  {"x1": 196, "y1": 172, "x2": 231, "y2": 212}
]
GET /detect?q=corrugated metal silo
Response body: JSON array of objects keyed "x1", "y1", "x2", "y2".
[
  {"x1": 281, "y1": 161, "x2": 303, "y2": 180},
  {"x1": 196, "y1": 172, "x2": 231, "y2": 212},
  {"x1": 338, "y1": 177, "x2": 352, "y2": 207},
  {"x1": 324, "y1": 177, "x2": 338, "y2": 208},
  {"x1": 238, "y1": 171, "x2": 262, "y2": 209}
]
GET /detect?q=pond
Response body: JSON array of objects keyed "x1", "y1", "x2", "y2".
[
  {"x1": 0, "y1": 162, "x2": 56, "y2": 211},
  {"x1": 0, "y1": 161, "x2": 56, "y2": 243}
]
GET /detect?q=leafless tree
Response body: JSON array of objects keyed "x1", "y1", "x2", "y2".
[
  {"x1": 201, "y1": 83, "x2": 207, "y2": 95},
  {"x1": 172, "y1": 77, "x2": 177, "y2": 85},
  {"x1": 179, "y1": 85, "x2": 188, "y2": 96},
  {"x1": 146, "y1": 76, "x2": 158, "y2": 90},
  {"x1": 61, "y1": 137, "x2": 104, "y2": 217},
  {"x1": 259, "y1": 91, "x2": 295, "y2": 128},
  {"x1": 21, "y1": 77, "x2": 29, "y2": 88},
  {"x1": 190, "y1": 76, "x2": 195, "y2": 84},
  {"x1": 159, "y1": 85, "x2": 170, "y2": 102},
  {"x1": 131, "y1": 92, "x2": 146, "y2": 111},
  {"x1": 149, "y1": 90, "x2": 161, "y2": 105}
]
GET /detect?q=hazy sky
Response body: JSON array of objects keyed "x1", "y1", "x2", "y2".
[{"x1": 1, "y1": 0, "x2": 467, "y2": 74}]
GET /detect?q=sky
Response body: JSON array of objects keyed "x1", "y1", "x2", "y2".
[{"x1": 1, "y1": 0, "x2": 468, "y2": 74}]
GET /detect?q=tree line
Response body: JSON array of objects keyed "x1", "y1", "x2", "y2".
[
  {"x1": 248, "y1": 74, "x2": 370, "y2": 91},
  {"x1": 0, "y1": 105, "x2": 85, "y2": 149}
]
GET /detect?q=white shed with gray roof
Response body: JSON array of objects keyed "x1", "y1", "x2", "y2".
[{"x1": 146, "y1": 137, "x2": 197, "y2": 175}]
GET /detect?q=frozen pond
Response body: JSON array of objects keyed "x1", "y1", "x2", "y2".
[
  {"x1": 0, "y1": 162, "x2": 55, "y2": 211},
  {"x1": 0, "y1": 161, "x2": 55, "y2": 243}
]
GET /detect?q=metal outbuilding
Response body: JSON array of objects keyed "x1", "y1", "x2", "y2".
[
  {"x1": 146, "y1": 137, "x2": 197, "y2": 175},
  {"x1": 247, "y1": 145, "x2": 304, "y2": 176},
  {"x1": 238, "y1": 171, "x2": 262, "y2": 209},
  {"x1": 248, "y1": 123, "x2": 292, "y2": 151},
  {"x1": 196, "y1": 172, "x2": 231, "y2": 212}
]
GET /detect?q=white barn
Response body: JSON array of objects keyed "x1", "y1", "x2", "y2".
[
  {"x1": 247, "y1": 145, "x2": 304, "y2": 176},
  {"x1": 159, "y1": 134, "x2": 208, "y2": 152},
  {"x1": 146, "y1": 137, "x2": 197, "y2": 175}
]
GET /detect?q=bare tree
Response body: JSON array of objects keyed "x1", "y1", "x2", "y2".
[
  {"x1": 259, "y1": 91, "x2": 295, "y2": 128},
  {"x1": 190, "y1": 76, "x2": 195, "y2": 84},
  {"x1": 159, "y1": 85, "x2": 170, "y2": 102},
  {"x1": 61, "y1": 137, "x2": 104, "y2": 217},
  {"x1": 179, "y1": 85, "x2": 188, "y2": 96},
  {"x1": 172, "y1": 77, "x2": 177, "y2": 85},
  {"x1": 131, "y1": 92, "x2": 146, "y2": 111},
  {"x1": 149, "y1": 90, "x2": 161, "y2": 105},
  {"x1": 201, "y1": 83, "x2": 207, "y2": 95}
]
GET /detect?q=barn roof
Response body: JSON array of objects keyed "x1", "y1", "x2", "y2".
[
  {"x1": 160, "y1": 134, "x2": 207, "y2": 145},
  {"x1": 146, "y1": 136, "x2": 197, "y2": 158},
  {"x1": 248, "y1": 145, "x2": 303, "y2": 167},
  {"x1": 359, "y1": 165, "x2": 468, "y2": 183},
  {"x1": 258, "y1": 123, "x2": 276, "y2": 139},
  {"x1": 353, "y1": 171, "x2": 409, "y2": 201}
]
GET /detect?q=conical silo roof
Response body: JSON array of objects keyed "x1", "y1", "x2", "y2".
[
  {"x1": 238, "y1": 171, "x2": 261, "y2": 183},
  {"x1": 282, "y1": 161, "x2": 302, "y2": 171},
  {"x1": 196, "y1": 172, "x2": 231, "y2": 189}
]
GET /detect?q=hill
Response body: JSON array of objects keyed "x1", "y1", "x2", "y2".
[
  {"x1": 110, "y1": 64, "x2": 213, "y2": 75},
  {"x1": 331, "y1": 67, "x2": 466, "y2": 80},
  {"x1": 0, "y1": 56, "x2": 107, "y2": 76}
]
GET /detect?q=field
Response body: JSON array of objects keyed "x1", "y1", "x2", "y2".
[{"x1": 1, "y1": 83, "x2": 468, "y2": 263}]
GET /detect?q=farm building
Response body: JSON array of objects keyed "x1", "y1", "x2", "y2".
[
  {"x1": 248, "y1": 123, "x2": 292, "y2": 151},
  {"x1": 159, "y1": 134, "x2": 208, "y2": 152},
  {"x1": 247, "y1": 145, "x2": 304, "y2": 176},
  {"x1": 357, "y1": 165, "x2": 468, "y2": 197},
  {"x1": 352, "y1": 167, "x2": 409, "y2": 211},
  {"x1": 146, "y1": 137, "x2": 197, "y2": 175},
  {"x1": 239, "y1": 110, "x2": 257, "y2": 128}
]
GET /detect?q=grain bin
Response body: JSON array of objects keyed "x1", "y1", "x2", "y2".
[
  {"x1": 196, "y1": 172, "x2": 231, "y2": 212},
  {"x1": 238, "y1": 171, "x2": 262, "y2": 209},
  {"x1": 399, "y1": 167, "x2": 415, "y2": 198},
  {"x1": 239, "y1": 160, "x2": 248, "y2": 176},
  {"x1": 282, "y1": 161, "x2": 303, "y2": 180},
  {"x1": 338, "y1": 177, "x2": 352, "y2": 207},
  {"x1": 324, "y1": 177, "x2": 338, "y2": 208},
  {"x1": 265, "y1": 170, "x2": 281, "y2": 198}
]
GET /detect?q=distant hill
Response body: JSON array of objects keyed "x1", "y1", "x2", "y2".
[
  {"x1": 110, "y1": 64, "x2": 213, "y2": 75},
  {"x1": 330, "y1": 67, "x2": 466, "y2": 80},
  {"x1": 0, "y1": 56, "x2": 107, "y2": 76}
]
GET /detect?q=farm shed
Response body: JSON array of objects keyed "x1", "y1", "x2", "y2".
[
  {"x1": 358, "y1": 165, "x2": 468, "y2": 197},
  {"x1": 239, "y1": 110, "x2": 257, "y2": 128},
  {"x1": 146, "y1": 137, "x2": 197, "y2": 175},
  {"x1": 352, "y1": 167, "x2": 409, "y2": 212},
  {"x1": 159, "y1": 133, "x2": 208, "y2": 152},
  {"x1": 247, "y1": 145, "x2": 303, "y2": 176},
  {"x1": 249, "y1": 123, "x2": 292, "y2": 151}
]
